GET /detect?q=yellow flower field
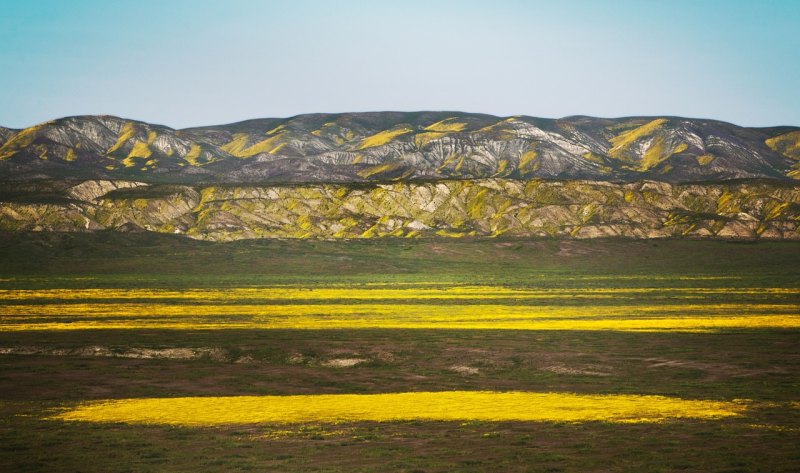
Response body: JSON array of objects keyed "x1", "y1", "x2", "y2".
[
  {"x1": 1, "y1": 286, "x2": 797, "y2": 302},
  {"x1": 51, "y1": 391, "x2": 748, "y2": 426},
  {"x1": 3, "y1": 302, "x2": 795, "y2": 318},
  {"x1": 3, "y1": 315, "x2": 798, "y2": 332},
  {"x1": 1, "y1": 284, "x2": 798, "y2": 332}
]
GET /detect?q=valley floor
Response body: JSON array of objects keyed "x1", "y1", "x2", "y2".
[{"x1": 0, "y1": 234, "x2": 798, "y2": 472}]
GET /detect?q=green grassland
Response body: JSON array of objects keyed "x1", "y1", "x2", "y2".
[
  {"x1": 2, "y1": 231, "x2": 799, "y2": 287},
  {"x1": 0, "y1": 233, "x2": 799, "y2": 472}
]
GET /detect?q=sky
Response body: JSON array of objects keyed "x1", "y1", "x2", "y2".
[{"x1": 0, "y1": 0, "x2": 798, "y2": 129}]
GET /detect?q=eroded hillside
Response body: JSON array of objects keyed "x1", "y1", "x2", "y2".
[{"x1": 1, "y1": 179, "x2": 798, "y2": 241}]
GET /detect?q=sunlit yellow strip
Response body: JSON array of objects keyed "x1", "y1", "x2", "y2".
[
  {"x1": 1, "y1": 286, "x2": 558, "y2": 300},
  {"x1": 5, "y1": 315, "x2": 799, "y2": 332},
  {"x1": 2, "y1": 286, "x2": 797, "y2": 301},
  {"x1": 2, "y1": 303, "x2": 795, "y2": 318},
  {"x1": 51, "y1": 391, "x2": 747, "y2": 426},
  {"x1": 557, "y1": 276, "x2": 743, "y2": 281}
]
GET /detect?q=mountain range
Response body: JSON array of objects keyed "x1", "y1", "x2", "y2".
[
  {"x1": 2, "y1": 112, "x2": 799, "y2": 241},
  {"x1": 1, "y1": 112, "x2": 799, "y2": 184}
]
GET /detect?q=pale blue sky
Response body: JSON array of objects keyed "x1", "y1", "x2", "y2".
[{"x1": 0, "y1": 0, "x2": 798, "y2": 129}]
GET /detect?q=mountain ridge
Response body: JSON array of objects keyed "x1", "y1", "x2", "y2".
[
  {"x1": 1, "y1": 112, "x2": 798, "y2": 184},
  {"x1": 2, "y1": 178, "x2": 798, "y2": 241}
]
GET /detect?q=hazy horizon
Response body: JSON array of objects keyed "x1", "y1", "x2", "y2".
[{"x1": 2, "y1": 0, "x2": 799, "y2": 129}]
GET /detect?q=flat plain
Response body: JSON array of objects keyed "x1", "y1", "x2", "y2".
[{"x1": 1, "y1": 233, "x2": 798, "y2": 472}]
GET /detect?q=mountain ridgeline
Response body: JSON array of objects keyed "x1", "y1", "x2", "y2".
[
  {"x1": 2, "y1": 112, "x2": 800, "y2": 241},
  {"x1": 1, "y1": 112, "x2": 799, "y2": 184}
]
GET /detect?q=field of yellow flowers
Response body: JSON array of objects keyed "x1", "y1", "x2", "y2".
[{"x1": 1, "y1": 235, "x2": 798, "y2": 472}]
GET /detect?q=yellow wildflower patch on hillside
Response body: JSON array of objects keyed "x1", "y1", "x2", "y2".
[
  {"x1": 356, "y1": 128, "x2": 412, "y2": 150},
  {"x1": 424, "y1": 119, "x2": 467, "y2": 133},
  {"x1": 765, "y1": 130, "x2": 800, "y2": 160},
  {"x1": 640, "y1": 137, "x2": 667, "y2": 171},
  {"x1": 356, "y1": 162, "x2": 406, "y2": 179},
  {"x1": 581, "y1": 152, "x2": 605, "y2": 165},
  {"x1": 415, "y1": 132, "x2": 446, "y2": 148},
  {"x1": 127, "y1": 141, "x2": 152, "y2": 160},
  {"x1": 107, "y1": 123, "x2": 136, "y2": 154},
  {"x1": 0, "y1": 123, "x2": 52, "y2": 160},
  {"x1": 608, "y1": 119, "x2": 668, "y2": 160},
  {"x1": 221, "y1": 132, "x2": 286, "y2": 158},
  {"x1": 696, "y1": 154, "x2": 715, "y2": 166},
  {"x1": 518, "y1": 149, "x2": 538, "y2": 172},
  {"x1": 266, "y1": 124, "x2": 285, "y2": 135},
  {"x1": 415, "y1": 119, "x2": 468, "y2": 148},
  {"x1": 640, "y1": 140, "x2": 687, "y2": 172},
  {"x1": 183, "y1": 143, "x2": 202, "y2": 165},
  {"x1": 121, "y1": 141, "x2": 153, "y2": 167}
]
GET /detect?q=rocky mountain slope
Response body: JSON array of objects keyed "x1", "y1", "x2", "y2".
[
  {"x1": 1, "y1": 112, "x2": 799, "y2": 184},
  {"x1": 2, "y1": 179, "x2": 798, "y2": 241}
]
